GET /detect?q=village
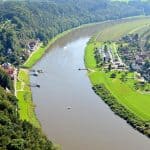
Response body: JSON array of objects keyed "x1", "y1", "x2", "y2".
[
  {"x1": 95, "y1": 43, "x2": 128, "y2": 71},
  {"x1": 118, "y1": 34, "x2": 150, "y2": 82},
  {"x1": 94, "y1": 41, "x2": 148, "y2": 84},
  {"x1": 122, "y1": 50, "x2": 150, "y2": 81},
  {"x1": 0, "y1": 39, "x2": 40, "y2": 81}
]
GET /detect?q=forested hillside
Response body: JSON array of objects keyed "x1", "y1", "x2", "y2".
[
  {"x1": 0, "y1": 0, "x2": 149, "y2": 65},
  {"x1": 0, "y1": 70, "x2": 57, "y2": 149}
]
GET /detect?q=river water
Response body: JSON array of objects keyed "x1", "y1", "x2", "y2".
[{"x1": 30, "y1": 21, "x2": 150, "y2": 150}]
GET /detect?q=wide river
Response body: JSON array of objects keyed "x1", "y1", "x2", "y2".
[{"x1": 30, "y1": 22, "x2": 150, "y2": 150}]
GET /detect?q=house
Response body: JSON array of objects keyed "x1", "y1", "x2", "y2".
[
  {"x1": 7, "y1": 48, "x2": 12, "y2": 54},
  {"x1": 2, "y1": 63, "x2": 11, "y2": 69},
  {"x1": 131, "y1": 63, "x2": 141, "y2": 71},
  {"x1": 23, "y1": 49, "x2": 31, "y2": 56},
  {"x1": 28, "y1": 40, "x2": 39, "y2": 51},
  {"x1": 1, "y1": 63, "x2": 15, "y2": 80},
  {"x1": 28, "y1": 41, "x2": 37, "y2": 51}
]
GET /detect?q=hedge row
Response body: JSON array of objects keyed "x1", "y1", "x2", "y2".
[{"x1": 92, "y1": 84, "x2": 150, "y2": 137}]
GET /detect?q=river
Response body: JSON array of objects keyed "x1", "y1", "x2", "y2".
[{"x1": 30, "y1": 22, "x2": 150, "y2": 150}]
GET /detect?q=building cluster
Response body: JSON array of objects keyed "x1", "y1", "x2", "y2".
[
  {"x1": 143, "y1": 68, "x2": 150, "y2": 82},
  {"x1": 132, "y1": 51, "x2": 149, "y2": 68},
  {"x1": 98, "y1": 45, "x2": 127, "y2": 71},
  {"x1": 0, "y1": 39, "x2": 40, "y2": 80},
  {"x1": 1, "y1": 63, "x2": 16, "y2": 80},
  {"x1": 119, "y1": 46, "x2": 150, "y2": 82},
  {"x1": 118, "y1": 34, "x2": 150, "y2": 82}
]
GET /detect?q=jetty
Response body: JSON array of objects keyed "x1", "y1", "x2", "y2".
[
  {"x1": 28, "y1": 83, "x2": 40, "y2": 88},
  {"x1": 78, "y1": 68, "x2": 90, "y2": 71}
]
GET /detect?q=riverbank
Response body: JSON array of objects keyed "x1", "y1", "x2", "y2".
[
  {"x1": 16, "y1": 27, "x2": 80, "y2": 128},
  {"x1": 84, "y1": 18, "x2": 150, "y2": 137},
  {"x1": 15, "y1": 69, "x2": 60, "y2": 149},
  {"x1": 15, "y1": 68, "x2": 40, "y2": 128},
  {"x1": 17, "y1": 24, "x2": 82, "y2": 127}
]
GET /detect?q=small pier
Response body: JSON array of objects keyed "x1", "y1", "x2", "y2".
[
  {"x1": 30, "y1": 69, "x2": 44, "y2": 76},
  {"x1": 28, "y1": 83, "x2": 40, "y2": 88},
  {"x1": 78, "y1": 68, "x2": 90, "y2": 71}
]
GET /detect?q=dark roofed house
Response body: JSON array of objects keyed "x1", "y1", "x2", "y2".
[
  {"x1": 1, "y1": 63, "x2": 15, "y2": 80},
  {"x1": 28, "y1": 40, "x2": 38, "y2": 51}
]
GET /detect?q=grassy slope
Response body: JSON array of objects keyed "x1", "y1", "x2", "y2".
[
  {"x1": 85, "y1": 18, "x2": 150, "y2": 121},
  {"x1": 96, "y1": 18, "x2": 150, "y2": 41},
  {"x1": 16, "y1": 69, "x2": 40, "y2": 128}
]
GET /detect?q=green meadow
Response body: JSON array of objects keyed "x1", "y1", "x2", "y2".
[
  {"x1": 16, "y1": 69, "x2": 40, "y2": 128},
  {"x1": 96, "y1": 18, "x2": 150, "y2": 41}
]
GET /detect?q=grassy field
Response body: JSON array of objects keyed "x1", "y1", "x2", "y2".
[
  {"x1": 16, "y1": 69, "x2": 40, "y2": 128},
  {"x1": 95, "y1": 18, "x2": 150, "y2": 41},
  {"x1": 85, "y1": 18, "x2": 150, "y2": 122}
]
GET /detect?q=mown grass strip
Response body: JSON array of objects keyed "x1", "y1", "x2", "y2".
[
  {"x1": 96, "y1": 18, "x2": 150, "y2": 41},
  {"x1": 16, "y1": 69, "x2": 40, "y2": 128}
]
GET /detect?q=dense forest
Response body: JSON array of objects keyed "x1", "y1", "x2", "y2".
[{"x1": 0, "y1": 0, "x2": 150, "y2": 65}]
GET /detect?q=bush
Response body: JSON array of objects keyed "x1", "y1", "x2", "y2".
[{"x1": 110, "y1": 73, "x2": 116, "y2": 78}]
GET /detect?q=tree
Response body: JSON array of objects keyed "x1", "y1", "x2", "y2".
[
  {"x1": 104, "y1": 45, "x2": 108, "y2": 53},
  {"x1": 108, "y1": 64, "x2": 112, "y2": 71},
  {"x1": 110, "y1": 73, "x2": 116, "y2": 78},
  {"x1": 0, "y1": 69, "x2": 13, "y2": 91}
]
